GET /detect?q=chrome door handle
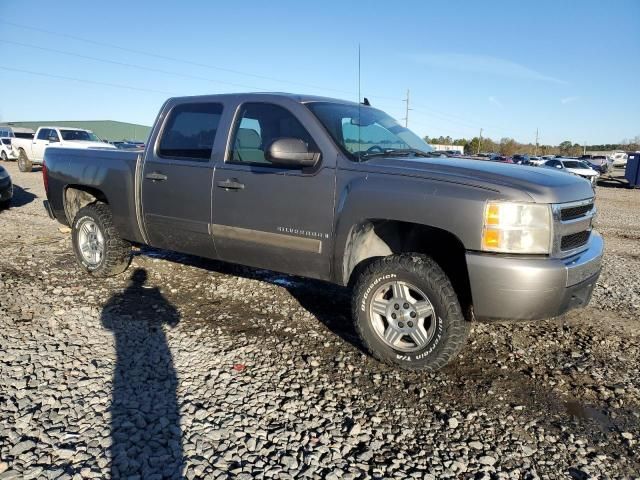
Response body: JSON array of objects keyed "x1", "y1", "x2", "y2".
[
  {"x1": 217, "y1": 179, "x2": 245, "y2": 190},
  {"x1": 145, "y1": 172, "x2": 168, "y2": 182}
]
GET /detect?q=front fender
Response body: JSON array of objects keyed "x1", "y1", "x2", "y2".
[{"x1": 332, "y1": 172, "x2": 510, "y2": 284}]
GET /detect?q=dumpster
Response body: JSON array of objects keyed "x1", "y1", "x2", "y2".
[{"x1": 625, "y1": 152, "x2": 640, "y2": 188}]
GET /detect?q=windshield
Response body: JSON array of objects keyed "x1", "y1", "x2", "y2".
[
  {"x1": 306, "y1": 102, "x2": 433, "y2": 161},
  {"x1": 60, "y1": 129, "x2": 101, "y2": 142},
  {"x1": 563, "y1": 160, "x2": 585, "y2": 169}
]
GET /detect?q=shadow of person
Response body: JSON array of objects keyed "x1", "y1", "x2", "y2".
[{"x1": 101, "y1": 268, "x2": 184, "y2": 479}]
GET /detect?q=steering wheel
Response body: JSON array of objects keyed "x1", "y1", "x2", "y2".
[{"x1": 365, "y1": 145, "x2": 384, "y2": 153}]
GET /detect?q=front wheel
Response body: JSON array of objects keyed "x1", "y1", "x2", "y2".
[
  {"x1": 1, "y1": 151, "x2": 7, "y2": 162},
  {"x1": 18, "y1": 150, "x2": 32, "y2": 172},
  {"x1": 72, "y1": 202, "x2": 132, "y2": 277},
  {"x1": 353, "y1": 254, "x2": 470, "y2": 371}
]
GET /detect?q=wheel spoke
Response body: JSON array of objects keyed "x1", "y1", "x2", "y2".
[
  {"x1": 391, "y1": 281, "x2": 411, "y2": 301},
  {"x1": 383, "y1": 326, "x2": 401, "y2": 346},
  {"x1": 371, "y1": 299, "x2": 389, "y2": 317},
  {"x1": 410, "y1": 325, "x2": 430, "y2": 348},
  {"x1": 414, "y1": 300, "x2": 434, "y2": 318}
]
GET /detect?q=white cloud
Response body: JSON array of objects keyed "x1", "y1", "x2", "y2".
[
  {"x1": 561, "y1": 96, "x2": 579, "y2": 104},
  {"x1": 488, "y1": 96, "x2": 503, "y2": 108},
  {"x1": 409, "y1": 53, "x2": 568, "y2": 85}
]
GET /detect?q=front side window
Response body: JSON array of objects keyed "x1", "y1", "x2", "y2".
[
  {"x1": 49, "y1": 130, "x2": 60, "y2": 141},
  {"x1": 37, "y1": 128, "x2": 50, "y2": 140},
  {"x1": 306, "y1": 102, "x2": 433, "y2": 161},
  {"x1": 228, "y1": 103, "x2": 316, "y2": 166},
  {"x1": 158, "y1": 103, "x2": 223, "y2": 160}
]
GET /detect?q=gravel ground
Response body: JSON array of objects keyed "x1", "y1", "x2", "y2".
[{"x1": 0, "y1": 161, "x2": 638, "y2": 479}]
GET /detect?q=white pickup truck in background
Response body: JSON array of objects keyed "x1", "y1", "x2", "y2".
[{"x1": 15, "y1": 126, "x2": 116, "y2": 172}]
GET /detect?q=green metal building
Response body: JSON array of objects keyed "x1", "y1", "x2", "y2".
[{"x1": 0, "y1": 120, "x2": 151, "y2": 142}]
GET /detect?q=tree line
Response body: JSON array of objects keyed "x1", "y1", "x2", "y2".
[{"x1": 424, "y1": 135, "x2": 640, "y2": 157}]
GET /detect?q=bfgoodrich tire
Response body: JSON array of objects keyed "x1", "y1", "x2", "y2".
[
  {"x1": 353, "y1": 254, "x2": 470, "y2": 371},
  {"x1": 71, "y1": 202, "x2": 132, "y2": 277},
  {"x1": 18, "y1": 150, "x2": 32, "y2": 172}
]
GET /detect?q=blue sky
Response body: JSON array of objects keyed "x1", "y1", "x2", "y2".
[{"x1": 0, "y1": 0, "x2": 638, "y2": 145}]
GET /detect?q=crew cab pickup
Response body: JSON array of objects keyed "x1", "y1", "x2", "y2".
[
  {"x1": 42, "y1": 93, "x2": 604, "y2": 370},
  {"x1": 17, "y1": 126, "x2": 115, "y2": 172}
]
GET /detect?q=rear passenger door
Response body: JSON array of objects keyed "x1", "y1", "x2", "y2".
[
  {"x1": 211, "y1": 101, "x2": 336, "y2": 280},
  {"x1": 140, "y1": 101, "x2": 224, "y2": 257}
]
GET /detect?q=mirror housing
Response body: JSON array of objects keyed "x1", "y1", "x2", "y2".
[
  {"x1": 266, "y1": 138, "x2": 320, "y2": 168},
  {"x1": 555, "y1": 164, "x2": 562, "y2": 169},
  {"x1": 48, "y1": 136, "x2": 59, "y2": 143}
]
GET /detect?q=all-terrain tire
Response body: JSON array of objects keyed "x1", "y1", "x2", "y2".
[
  {"x1": 72, "y1": 202, "x2": 132, "y2": 277},
  {"x1": 352, "y1": 254, "x2": 470, "y2": 371},
  {"x1": 18, "y1": 150, "x2": 32, "y2": 172}
]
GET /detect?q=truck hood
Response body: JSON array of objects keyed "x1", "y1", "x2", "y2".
[
  {"x1": 363, "y1": 156, "x2": 595, "y2": 204},
  {"x1": 56, "y1": 141, "x2": 117, "y2": 149}
]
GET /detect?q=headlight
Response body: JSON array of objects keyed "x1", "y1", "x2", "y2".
[{"x1": 481, "y1": 201, "x2": 552, "y2": 254}]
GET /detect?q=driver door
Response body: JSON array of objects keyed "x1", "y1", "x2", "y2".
[
  {"x1": 32, "y1": 128, "x2": 54, "y2": 161},
  {"x1": 211, "y1": 101, "x2": 336, "y2": 280}
]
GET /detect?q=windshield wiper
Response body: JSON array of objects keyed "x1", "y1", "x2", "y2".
[{"x1": 359, "y1": 148, "x2": 433, "y2": 160}]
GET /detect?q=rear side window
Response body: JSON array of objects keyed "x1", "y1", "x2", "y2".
[{"x1": 158, "y1": 103, "x2": 223, "y2": 160}]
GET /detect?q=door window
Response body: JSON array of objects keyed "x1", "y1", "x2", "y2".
[
  {"x1": 158, "y1": 103, "x2": 223, "y2": 160},
  {"x1": 37, "y1": 128, "x2": 50, "y2": 140},
  {"x1": 228, "y1": 103, "x2": 316, "y2": 166}
]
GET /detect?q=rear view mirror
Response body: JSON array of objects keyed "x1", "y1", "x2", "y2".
[{"x1": 266, "y1": 138, "x2": 320, "y2": 168}]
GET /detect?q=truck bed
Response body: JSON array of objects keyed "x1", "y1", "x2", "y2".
[{"x1": 44, "y1": 147, "x2": 145, "y2": 243}]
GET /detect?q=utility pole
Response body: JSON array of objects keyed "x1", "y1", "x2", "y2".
[
  {"x1": 583, "y1": 141, "x2": 587, "y2": 155},
  {"x1": 402, "y1": 89, "x2": 411, "y2": 128},
  {"x1": 477, "y1": 128, "x2": 483, "y2": 154},
  {"x1": 535, "y1": 128, "x2": 539, "y2": 156}
]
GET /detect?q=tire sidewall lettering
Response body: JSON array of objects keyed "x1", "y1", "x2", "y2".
[{"x1": 361, "y1": 273, "x2": 397, "y2": 312}]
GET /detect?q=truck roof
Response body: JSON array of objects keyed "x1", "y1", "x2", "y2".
[
  {"x1": 167, "y1": 92, "x2": 361, "y2": 106},
  {"x1": 40, "y1": 126, "x2": 91, "y2": 132}
]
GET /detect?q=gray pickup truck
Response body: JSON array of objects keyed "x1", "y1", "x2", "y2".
[{"x1": 42, "y1": 93, "x2": 603, "y2": 370}]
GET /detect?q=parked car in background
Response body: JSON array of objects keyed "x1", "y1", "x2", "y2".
[
  {"x1": 42, "y1": 92, "x2": 603, "y2": 371},
  {"x1": 488, "y1": 154, "x2": 513, "y2": 163},
  {"x1": 611, "y1": 152, "x2": 628, "y2": 168},
  {"x1": 15, "y1": 126, "x2": 116, "y2": 172},
  {"x1": 124, "y1": 140, "x2": 146, "y2": 149},
  {"x1": 528, "y1": 156, "x2": 545, "y2": 166},
  {"x1": 580, "y1": 154, "x2": 611, "y2": 174},
  {"x1": 512, "y1": 154, "x2": 530, "y2": 165},
  {"x1": 111, "y1": 141, "x2": 144, "y2": 150},
  {"x1": 543, "y1": 158, "x2": 599, "y2": 186},
  {"x1": 0, "y1": 138, "x2": 18, "y2": 161},
  {"x1": 0, "y1": 164, "x2": 12, "y2": 208}
]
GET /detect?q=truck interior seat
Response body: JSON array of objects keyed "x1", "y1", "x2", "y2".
[{"x1": 234, "y1": 128, "x2": 267, "y2": 163}]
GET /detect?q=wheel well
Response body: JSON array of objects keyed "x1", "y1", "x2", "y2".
[
  {"x1": 64, "y1": 185, "x2": 108, "y2": 224},
  {"x1": 344, "y1": 220, "x2": 472, "y2": 317}
]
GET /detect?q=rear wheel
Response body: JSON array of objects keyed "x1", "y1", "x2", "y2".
[
  {"x1": 1, "y1": 151, "x2": 7, "y2": 162},
  {"x1": 353, "y1": 254, "x2": 470, "y2": 371},
  {"x1": 18, "y1": 150, "x2": 32, "y2": 172},
  {"x1": 71, "y1": 202, "x2": 132, "y2": 277}
]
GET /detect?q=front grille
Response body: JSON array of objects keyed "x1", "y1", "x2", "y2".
[
  {"x1": 561, "y1": 231, "x2": 590, "y2": 251},
  {"x1": 561, "y1": 203, "x2": 593, "y2": 221}
]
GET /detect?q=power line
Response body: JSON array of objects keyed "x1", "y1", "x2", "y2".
[
  {"x1": 0, "y1": 20, "x2": 356, "y2": 96},
  {"x1": 0, "y1": 39, "x2": 267, "y2": 92},
  {"x1": 0, "y1": 66, "x2": 177, "y2": 95}
]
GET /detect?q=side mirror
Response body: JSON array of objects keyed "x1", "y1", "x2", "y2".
[
  {"x1": 555, "y1": 164, "x2": 562, "y2": 169},
  {"x1": 48, "y1": 136, "x2": 59, "y2": 143},
  {"x1": 266, "y1": 138, "x2": 320, "y2": 168}
]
